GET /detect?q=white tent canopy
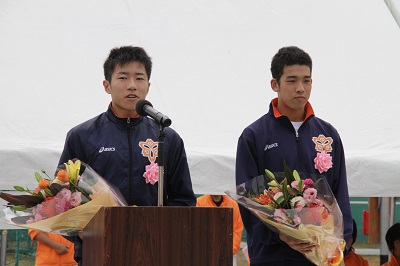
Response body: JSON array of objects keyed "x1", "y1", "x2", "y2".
[{"x1": 1, "y1": 0, "x2": 400, "y2": 196}]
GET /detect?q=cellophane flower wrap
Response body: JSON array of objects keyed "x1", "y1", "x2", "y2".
[
  {"x1": 225, "y1": 163, "x2": 346, "y2": 266},
  {"x1": 0, "y1": 159, "x2": 127, "y2": 236}
]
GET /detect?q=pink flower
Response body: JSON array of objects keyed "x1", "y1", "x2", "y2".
[
  {"x1": 55, "y1": 197, "x2": 68, "y2": 214},
  {"x1": 34, "y1": 213, "x2": 43, "y2": 222},
  {"x1": 303, "y1": 178, "x2": 314, "y2": 188},
  {"x1": 273, "y1": 209, "x2": 289, "y2": 223},
  {"x1": 56, "y1": 188, "x2": 72, "y2": 199},
  {"x1": 314, "y1": 151, "x2": 333, "y2": 173},
  {"x1": 291, "y1": 181, "x2": 299, "y2": 190},
  {"x1": 69, "y1": 192, "x2": 82, "y2": 207},
  {"x1": 299, "y1": 206, "x2": 328, "y2": 225},
  {"x1": 303, "y1": 188, "x2": 318, "y2": 204},
  {"x1": 143, "y1": 162, "x2": 159, "y2": 185},
  {"x1": 293, "y1": 215, "x2": 301, "y2": 226}
]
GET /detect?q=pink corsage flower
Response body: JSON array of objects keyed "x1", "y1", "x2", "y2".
[
  {"x1": 143, "y1": 162, "x2": 159, "y2": 185},
  {"x1": 314, "y1": 151, "x2": 333, "y2": 174}
]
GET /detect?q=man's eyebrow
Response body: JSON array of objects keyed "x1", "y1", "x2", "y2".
[
  {"x1": 285, "y1": 75, "x2": 311, "y2": 79},
  {"x1": 116, "y1": 71, "x2": 145, "y2": 76}
]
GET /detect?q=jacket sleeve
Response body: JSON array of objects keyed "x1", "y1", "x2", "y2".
[
  {"x1": 165, "y1": 133, "x2": 196, "y2": 206},
  {"x1": 332, "y1": 134, "x2": 353, "y2": 249},
  {"x1": 235, "y1": 132, "x2": 282, "y2": 246},
  {"x1": 58, "y1": 129, "x2": 87, "y2": 166}
]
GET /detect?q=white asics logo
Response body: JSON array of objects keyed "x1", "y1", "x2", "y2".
[
  {"x1": 99, "y1": 147, "x2": 116, "y2": 153},
  {"x1": 264, "y1": 143, "x2": 278, "y2": 151}
]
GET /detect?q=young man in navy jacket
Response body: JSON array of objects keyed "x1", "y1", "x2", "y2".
[
  {"x1": 59, "y1": 46, "x2": 196, "y2": 265},
  {"x1": 235, "y1": 46, "x2": 352, "y2": 265}
]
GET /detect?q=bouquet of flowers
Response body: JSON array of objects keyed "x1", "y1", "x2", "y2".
[
  {"x1": 225, "y1": 162, "x2": 345, "y2": 266},
  {"x1": 0, "y1": 159, "x2": 127, "y2": 235}
]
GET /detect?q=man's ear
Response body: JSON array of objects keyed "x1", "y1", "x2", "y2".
[
  {"x1": 147, "y1": 82, "x2": 151, "y2": 94},
  {"x1": 271, "y1": 79, "x2": 279, "y2": 92},
  {"x1": 103, "y1": 80, "x2": 111, "y2": 94}
]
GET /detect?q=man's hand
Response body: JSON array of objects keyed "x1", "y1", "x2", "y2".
[
  {"x1": 279, "y1": 233, "x2": 315, "y2": 253},
  {"x1": 54, "y1": 243, "x2": 70, "y2": 255}
]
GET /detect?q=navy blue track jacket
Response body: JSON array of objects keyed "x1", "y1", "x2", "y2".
[
  {"x1": 59, "y1": 105, "x2": 196, "y2": 207},
  {"x1": 236, "y1": 99, "x2": 352, "y2": 265},
  {"x1": 59, "y1": 105, "x2": 196, "y2": 264}
]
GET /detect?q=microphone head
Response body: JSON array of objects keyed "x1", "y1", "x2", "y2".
[{"x1": 136, "y1": 99, "x2": 152, "y2": 116}]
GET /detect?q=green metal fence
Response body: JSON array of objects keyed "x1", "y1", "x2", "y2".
[{"x1": 0, "y1": 229, "x2": 36, "y2": 266}]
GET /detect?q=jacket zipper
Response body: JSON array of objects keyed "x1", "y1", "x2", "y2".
[{"x1": 127, "y1": 117, "x2": 133, "y2": 205}]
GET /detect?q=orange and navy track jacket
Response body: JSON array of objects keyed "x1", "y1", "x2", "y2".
[
  {"x1": 236, "y1": 98, "x2": 352, "y2": 265},
  {"x1": 196, "y1": 194, "x2": 244, "y2": 255}
]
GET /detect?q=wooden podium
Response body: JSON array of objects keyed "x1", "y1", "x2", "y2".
[{"x1": 83, "y1": 206, "x2": 233, "y2": 266}]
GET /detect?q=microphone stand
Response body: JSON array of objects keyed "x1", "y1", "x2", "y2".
[{"x1": 157, "y1": 124, "x2": 165, "y2": 206}]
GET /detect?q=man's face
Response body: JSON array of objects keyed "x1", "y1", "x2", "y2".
[
  {"x1": 393, "y1": 239, "x2": 400, "y2": 259},
  {"x1": 271, "y1": 64, "x2": 312, "y2": 116},
  {"x1": 103, "y1": 61, "x2": 150, "y2": 117}
]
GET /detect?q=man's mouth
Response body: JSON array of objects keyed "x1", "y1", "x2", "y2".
[{"x1": 126, "y1": 94, "x2": 138, "y2": 99}]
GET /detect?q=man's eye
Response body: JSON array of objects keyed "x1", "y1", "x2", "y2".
[
  {"x1": 118, "y1": 77, "x2": 127, "y2": 80},
  {"x1": 137, "y1": 77, "x2": 145, "y2": 81}
]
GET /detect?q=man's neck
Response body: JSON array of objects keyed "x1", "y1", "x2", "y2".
[{"x1": 210, "y1": 195, "x2": 223, "y2": 206}]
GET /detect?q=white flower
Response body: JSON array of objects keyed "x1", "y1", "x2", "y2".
[
  {"x1": 290, "y1": 196, "x2": 307, "y2": 212},
  {"x1": 273, "y1": 192, "x2": 283, "y2": 201}
]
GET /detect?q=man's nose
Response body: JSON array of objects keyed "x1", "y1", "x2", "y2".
[
  {"x1": 296, "y1": 82, "x2": 305, "y2": 92},
  {"x1": 127, "y1": 78, "x2": 137, "y2": 90}
]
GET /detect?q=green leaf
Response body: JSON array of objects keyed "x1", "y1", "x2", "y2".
[
  {"x1": 12, "y1": 205, "x2": 27, "y2": 211},
  {"x1": 13, "y1": 186, "x2": 25, "y2": 192},
  {"x1": 265, "y1": 169, "x2": 275, "y2": 181},
  {"x1": 266, "y1": 190, "x2": 281, "y2": 208},
  {"x1": 298, "y1": 180, "x2": 304, "y2": 193},
  {"x1": 267, "y1": 180, "x2": 279, "y2": 187},
  {"x1": 283, "y1": 160, "x2": 295, "y2": 184},
  {"x1": 43, "y1": 188, "x2": 53, "y2": 197},
  {"x1": 293, "y1": 170, "x2": 301, "y2": 181},
  {"x1": 281, "y1": 178, "x2": 289, "y2": 207},
  {"x1": 288, "y1": 187, "x2": 301, "y2": 196},
  {"x1": 0, "y1": 192, "x2": 44, "y2": 208},
  {"x1": 275, "y1": 195, "x2": 285, "y2": 206},
  {"x1": 34, "y1": 172, "x2": 43, "y2": 182}
]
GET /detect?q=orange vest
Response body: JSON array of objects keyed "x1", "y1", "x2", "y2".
[
  {"x1": 381, "y1": 255, "x2": 400, "y2": 266},
  {"x1": 344, "y1": 249, "x2": 369, "y2": 266},
  {"x1": 28, "y1": 229, "x2": 77, "y2": 266},
  {"x1": 196, "y1": 194, "x2": 244, "y2": 254}
]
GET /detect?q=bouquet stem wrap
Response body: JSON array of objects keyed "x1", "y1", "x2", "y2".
[{"x1": 225, "y1": 172, "x2": 345, "y2": 266}]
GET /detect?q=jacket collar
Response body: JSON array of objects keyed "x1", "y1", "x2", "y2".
[
  {"x1": 106, "y1": 103, "x2": 142, "y2": 127},
  {"x1": 271, "y1": 98, "x2": 314, "y2": 121}
]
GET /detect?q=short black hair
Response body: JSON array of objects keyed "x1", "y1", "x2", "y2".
[
  {"x1": 103, "y1": 46, "x2": 152, "y2": 82},
  {"x1": 270, "y1": 46, "x2": 312, "y2": 84},
  {"x1": 386, "y1": 223, "x2": 400, "y2": 254}
]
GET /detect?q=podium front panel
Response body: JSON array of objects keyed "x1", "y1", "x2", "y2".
[{"x1": 83, "y1": 206, "x2": 233, "y2": 266}]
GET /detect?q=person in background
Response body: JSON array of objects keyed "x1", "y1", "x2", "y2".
[
  {"x1": 344, "y1": 219, "x2": 369, "y2": 265},
  {"x1": 196, "y1": 194, "x2": 244, "y2": 265},
  {"x1": 28, "y1": 229, "x2": 77, "y2": 266},
  {"x1": 382, "y1": 222, "x2": 400, "y2": 266},
  {"x1": 59, "y1": 46, "x2": 196, "y2": 265},
  {"x1": 235, "y1": 46, "x2": 352, "y2": 265}
]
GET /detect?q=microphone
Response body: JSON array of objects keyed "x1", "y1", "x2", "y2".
[{"x1": 136, "y1": 99, "x2": 172, "y2": 127}]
